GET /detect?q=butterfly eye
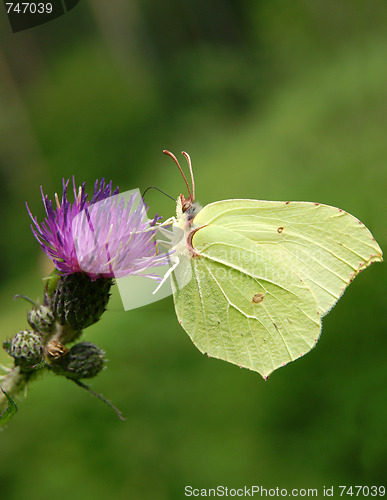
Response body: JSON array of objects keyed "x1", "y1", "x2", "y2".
[{"x1": 182, "y1": 202, "x2": 191, "y2": 213}]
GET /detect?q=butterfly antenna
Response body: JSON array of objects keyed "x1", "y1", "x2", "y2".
[
  {"x1": 142, "y1": 186, "x2": 176, "y2": 202},
  {"x1": 163, "y1": 150, "x2": 193, "y2": 201},
  {"x1": 181, "y1": 151, "x2": 195, "y2": 201}
]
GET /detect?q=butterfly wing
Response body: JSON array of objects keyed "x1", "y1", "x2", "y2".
[
  {"x1": 173, "y1": 223, "x2": 322, "y2": 378},
  {"x1": 192, "y1": 200, "x2": 383, "y2": 316},
  {"x1": 172, "y1": 199, "x2": 382, "y2": 377}
]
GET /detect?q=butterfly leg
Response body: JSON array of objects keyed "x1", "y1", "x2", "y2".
[
  {"x1": 152, "y1": 255, "x2": 180, "y2": 295},
  {"x1": 158, "y1": 216, "x2": 176, "y2": 227}
]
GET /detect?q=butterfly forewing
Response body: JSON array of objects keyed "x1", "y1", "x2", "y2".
[{"x1": 192, "y1": 200, "x2": 383, "y2": 316}]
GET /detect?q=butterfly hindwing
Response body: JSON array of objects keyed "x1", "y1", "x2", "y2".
[{"x1": 173, "y1": 223, "x2": 322, "y2": 378}]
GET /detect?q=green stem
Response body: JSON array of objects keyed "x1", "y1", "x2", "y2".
[
  {"x1": 72, "y1": 379, "x2": 125, "y2": 421},
  {"x1": 13, "y1": 294, "x2": 37, "y2": 306},
  {"x1": 51, "y1": 321, "x2": 82, "y2": 344}
]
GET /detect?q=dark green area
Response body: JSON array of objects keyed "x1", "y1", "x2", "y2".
[{"x1": 0, "y1": 2, "x2": 386, "y2": 499}]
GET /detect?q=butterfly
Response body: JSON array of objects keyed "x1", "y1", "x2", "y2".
[{"x1": 161, "y1": 150, "x2": 383, "y2": 379}]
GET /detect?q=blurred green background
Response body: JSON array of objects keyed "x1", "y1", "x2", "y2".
[{"x1": 0, "y1": 1, "x2": 386, "y2": 499}]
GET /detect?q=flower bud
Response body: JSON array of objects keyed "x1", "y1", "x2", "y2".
[
  {"x1": 49, "y1": 341, "x2": 105, "y2": 380},
  {"x1": 3, "y1": 330, "x2": 44, "y2": 371},
  {"x1": 27, "y1": 305, "x2": 55, "y2": 335},
  {"x1": 51, "y1": 273, "x2": 112, "y2": 330}
]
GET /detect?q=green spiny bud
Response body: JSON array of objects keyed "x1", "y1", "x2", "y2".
[
  {"x1": 27, "y1": 305, "x2": 55, "y2": 335},
  {"x1": 51, "y1": 273, "x2": 112, "y2": 330},
  {"x1": 49, "y1": 341, "x2": 105, "y2": 380},
  {"x1": 3, "y1": 331, "x2": 45, "y2": 371}
]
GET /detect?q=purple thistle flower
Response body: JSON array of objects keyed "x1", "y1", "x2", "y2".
[{"x1": 27, "y1": 178, "x2": 168, "y2": 281}]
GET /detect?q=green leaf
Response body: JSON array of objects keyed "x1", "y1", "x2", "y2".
[
  {"x1": 0, "y1": 388, "x2": 18, "y2": 427},
  {"x1": 43, "y1": 269, "x2": 61, "y2": 297}
]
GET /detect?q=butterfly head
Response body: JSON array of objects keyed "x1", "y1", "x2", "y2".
[{"x1": 177, "y1": 195, "x2": 202, "y2": 222}]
